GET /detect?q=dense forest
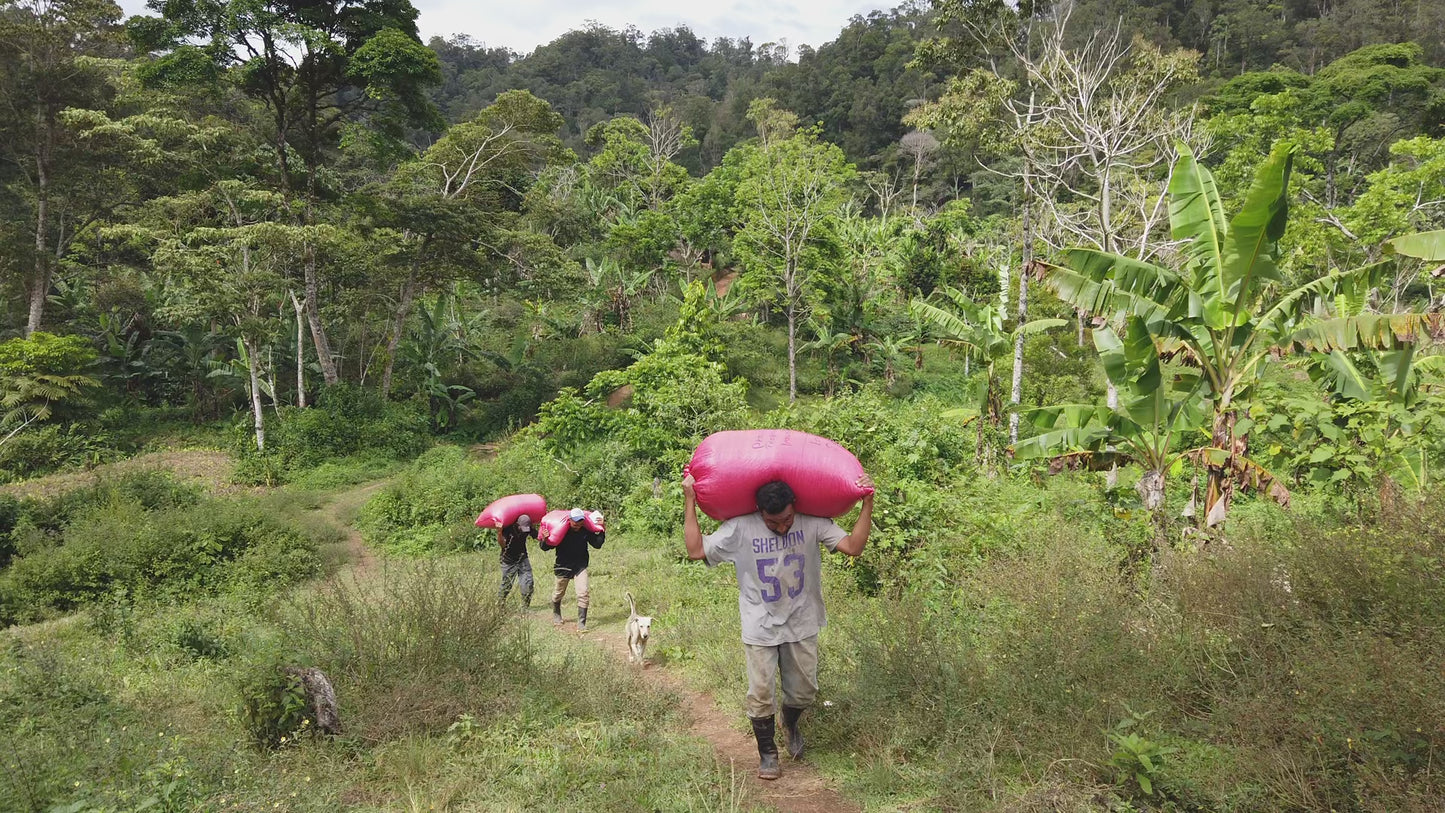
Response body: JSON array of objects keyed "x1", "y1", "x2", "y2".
[{"x1": 3, "y1": 0, "x2": 1445, "y2": 809}]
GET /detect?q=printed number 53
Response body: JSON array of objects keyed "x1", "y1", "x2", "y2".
[{"x1": 756, "y1": 553, "x2": 805, "y2": 603}]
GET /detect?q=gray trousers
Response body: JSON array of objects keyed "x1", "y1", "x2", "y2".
[
  {"x1": 743, "y1": 635, "x2": 819, "y2": 719},
  {"x1": 499, "y1": 558, "x2": 533, "y2": 605}
]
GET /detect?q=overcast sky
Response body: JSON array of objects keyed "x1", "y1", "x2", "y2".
[{"x1": 119, "y1": 1, "x2": 895, "y2": 58}]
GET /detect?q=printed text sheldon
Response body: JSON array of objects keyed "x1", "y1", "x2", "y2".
[{"x1": 752, "y1": 530, "x2": 805, "y2": 553}]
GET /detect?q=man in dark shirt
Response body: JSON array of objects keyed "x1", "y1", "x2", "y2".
[
  {"x1": 497, "y1": 514, "x2": 538, "y2": 607},
  {"x1": 543, "y1": 508, "x2": 605, "y2": 631}
]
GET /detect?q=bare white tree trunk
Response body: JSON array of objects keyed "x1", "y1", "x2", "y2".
[
  {"x1": 381, "y1": 271, "x2": 417, "y2": 398},
  {"x1": 303, "y1": 234, "x2": 339, "y2": 386},
  {"x1": 290, "y1": 291, "x2": 307, "y2": 408},
  {"x1": 26, "y1": 120, "x2": 50, "y2": 337},
  {"x1": 786, "y1": 258, "x2": 798, "y2": 403},
  {"x1": 244, "y1": 336, "x2": 266, "y2": 451},
  {"x1": 645, "y1": 105, "x2": 686, "y2": 210},
  {"x1": 1009, "y1": 187, "x2": 1032, "y2": 445}
]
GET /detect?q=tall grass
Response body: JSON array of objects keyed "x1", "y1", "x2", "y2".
[
  {"x1": 793, "y1": 491, "x2": 1445, "y2": 811},
  {"x1": 3, "y1": 551, "x2": 752, "y2": 812}
]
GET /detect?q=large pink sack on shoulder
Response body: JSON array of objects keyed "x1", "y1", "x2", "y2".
[
  {"x1": 474, "y1": 493, "x2": 547, "y2": 528},
  {"x1": 537, "y1": 509, "x2": 572, "y2": 547},
  {"x1": 685, "y1": 429, "x2": 872, "y2": 520}
]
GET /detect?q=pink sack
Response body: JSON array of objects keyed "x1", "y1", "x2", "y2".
[
  {"x1": 584, "y1": 511, "x2": 605, "y2": 533},
  {"x1": 684, "y1": 429, "x2": 872, "y2": 520},
  {"x1": 537, "y1": 509, "x2": 572, "y2": 547},
  {"x1": 474, "y1": 493, "x2": 548, "y2": 529}
]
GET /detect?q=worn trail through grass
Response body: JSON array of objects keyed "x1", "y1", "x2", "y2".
[
  {"x1": 312, "y1": 476, "x2": 858, "y2": 813},
  {"x1": 8, "y1": 450, "x2": 860, "y2": 812},
  {"x1": 555, "y1": 613, "x2": 860, "y2": 813}
]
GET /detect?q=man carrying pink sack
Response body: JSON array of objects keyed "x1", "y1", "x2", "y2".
[
  {"x1": 542, "y1": 507, "x2": 606, "y2": 631},
  {"x1": 682, "y1": 472, "x2": 873, "y2": 781},
  {"x1": 496, "y1": 514, "x2": 538, "y2": 607}
]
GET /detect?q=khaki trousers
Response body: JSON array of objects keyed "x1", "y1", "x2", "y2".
[
  {"x1": 742, "y1": 635, "x2": 819, "y2": 719},
  {"x1": 550, "y1": 568, "x2": 590, "y2": 609}
]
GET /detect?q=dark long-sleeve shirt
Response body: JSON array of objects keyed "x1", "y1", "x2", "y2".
[
  {"x1": 545, "y1": 526, "x2": 604, "y2": 577},
  {"x1": 499, "y1": 524, "x2": 538, "y2": 565}
]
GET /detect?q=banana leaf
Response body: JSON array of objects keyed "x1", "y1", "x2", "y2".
[{"x1": 1387, "y1": 229, "x2": 1445, "y2": 262}]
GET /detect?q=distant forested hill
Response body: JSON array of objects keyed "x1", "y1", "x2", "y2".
[
  {"x1": 427, "y1": 0, "x2": 1445, "y2": 172},
  {"x1": 426, "y1": 3, "x2": 941, "y2": 172}
]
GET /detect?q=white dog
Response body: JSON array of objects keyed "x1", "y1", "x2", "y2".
[{"x1": 625, "y1": 591, "x2": 653, "y2": 665}]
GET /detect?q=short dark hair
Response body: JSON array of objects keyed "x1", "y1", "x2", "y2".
[{"x1": 755, "y1": 480, "x2": 796, "y2": 515}]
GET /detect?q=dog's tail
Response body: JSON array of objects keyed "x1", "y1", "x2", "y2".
[{"x1": 625, "y1": 591, "x2": 636, "y2": 615}]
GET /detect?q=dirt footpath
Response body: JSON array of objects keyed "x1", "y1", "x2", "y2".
[{"x1": 563, "y1": 618, "x2": 860, "y2": 813}]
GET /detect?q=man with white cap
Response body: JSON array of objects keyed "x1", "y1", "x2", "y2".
[
  {"x1": 497, "y1": 513, "x2": 538, "y2": 607},
  {"x1": 542, "y1": 507, "x2": 605, "y2": 630}
]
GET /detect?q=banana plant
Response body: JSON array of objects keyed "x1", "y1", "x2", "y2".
[
  {"x1": 1038, "y1": 142, "x2": 1440, "y2": 527},
  {"x1": 865, "y1": 333, "x2": 918, "y2": 387},
  {"x1": 911, "y1": 285, "x2": 1066, "y2": 426},
  {"x1": 1388, "y1": 229, "x2": 1445, "y2": 263},
  {"x1": 800, "y1": 315, "x2": 857, "y2": 396},
  {"x1": 206, "y1": 337, "x2": 273, "y2": 450},
  {"x1": 1014, "y1": 315, "x2": 1218, "y2": 517},
  {"x1": 1289, "y1": 345, "x2": 1445, "y2": 489}
]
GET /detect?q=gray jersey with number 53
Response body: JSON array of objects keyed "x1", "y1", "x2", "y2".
[{"x1": 703, "y1": 512, "x2": 846, "y2": 646}]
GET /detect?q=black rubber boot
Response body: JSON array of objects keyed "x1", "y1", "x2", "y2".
[
  {"x1": 782, "y1": 705, "x2": 806, "y2": 760},
  {"x1": 577, "y1": 607, "x2": 588, "y2": 631},
  {"x1": 749, "y1": 716, "x2": 782, "y2": 780},
  {"x1": 552, "y1": 601, "x2": 563, "y2": 624}
]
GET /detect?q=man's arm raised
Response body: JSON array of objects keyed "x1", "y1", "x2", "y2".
[
  {"x1": 833, "y1": 473, "x2": 875, "y2": 557},
  {"x1": 682, "y1": 474, "x2": 707, "y2": 560}
]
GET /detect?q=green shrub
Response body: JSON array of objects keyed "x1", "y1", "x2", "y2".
[
  {"x1": 236, "y1": 653, "x2": 313, "y2": 750},
  {"x1": 566, "y1": 438, "x2": 656, "y2": 519},
  {"x1": 0, "y1": 494, "x2": 320, "y2": 625},
  {"x1": 0, "y1": 493, "x2": 19, "y2": 568},
  {"x1": 171, "y1": 616, "x2": 231, "y2": 660},
  {"x1": 0, "y1": 637, "x2": 122, "y2": 808},
  {"x1": 233, "y1": 384, "x2": 431, "y2": 484},
  {"x1": 805, "y1": 484, "x2": 1445, "y2": 810},
  {"x1": 0, "y1": 423, "x2": 115, "y2": 481},
  {"x1": 534, "y1": 344, "x2": 749, "y2": 467},
  {"x1": 360, "y1": 439, "x2": 573, "y2": 554},
  {"x1": 619, "y1": 475, "x2": 683, "y2": 536},
  {"x1": 15, "y1": 470, "x2": 201, "y2": 535},
  {"x1": 0, "y1": 331, "x2": 101, "y2": 430}
]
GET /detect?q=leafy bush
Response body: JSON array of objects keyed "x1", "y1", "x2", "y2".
[
  {"x1": 11, "y1": 470, "x2": 201, "y2": 536},
  {"x1": 0, "y1": 331, "x2": 101, "y2": 430},
  {"x1": 233, "y1": 384, "x2": 431, "y2": 484},
  {"x1": 0, "y1": 637, "x2": 124, "y2": 808},
  {"x1": 360, "y1": 441, "x2": 573, "y2": 554},
  {"x1": 0, "y1": 423, "x2": 115, "y2": 481},
  {"x1": 619, "y1": 475, "x2": 683, "y2": 536},
  {"x1": 802, "y1": 484, "x2": 1445, "y2": 810},
  {"x1": 535, "y1": 343, "x2": 748, "y2": 466},
  {"x1": 171, "y1": 616, "x2": 231, "y2": 660},
  {"x1": 0, "y1": 493, "x2": 320, "y2": 625},
  {"x1": 0, "y1": 494, "x2": 19, "y2": 568},
  {"x1": 236, "y1": 653, "x2": 313, "y2": 750}
]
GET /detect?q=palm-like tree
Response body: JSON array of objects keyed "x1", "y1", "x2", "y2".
[
  {"x1": 1039, "y1": 142, "x2": 1441, "y2": 526},
  {"x1": 912, "y1": 285, "x2": 1066, "y2": 425},
  {"x1": 800, "y1": 316, "x2": 857, "y2": 396},
  {"x1": 1014, "y1": 315, "x2": 1221, "y2": 531}
]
